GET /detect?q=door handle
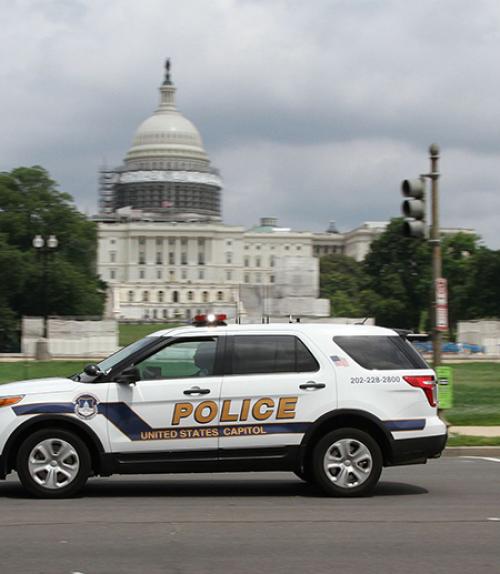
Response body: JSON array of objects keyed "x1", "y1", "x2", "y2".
[
  {"x1": 183, "y1": 386, "x2": 211, "y2": 396},
  {"x1": 299, "y1": 381, "x2": 326, "y2": 391}
]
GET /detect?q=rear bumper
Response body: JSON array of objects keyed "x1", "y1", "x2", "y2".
[{"x1": 387, "y1": 432, "x2": 448, "y2": 466}]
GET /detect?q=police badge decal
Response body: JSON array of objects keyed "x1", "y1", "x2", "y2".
[{"x1": 74, "y1": 394, "x2": 99, "y2": 420}]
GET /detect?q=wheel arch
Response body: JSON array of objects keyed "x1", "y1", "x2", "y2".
[
  {"x1": 2, "y1": 415, "x2": 108, "y2": 477},
  {"x1": 299, "y1": 409, "x2": 393, "y2": 470}
]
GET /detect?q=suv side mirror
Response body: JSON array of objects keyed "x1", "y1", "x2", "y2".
[
  {"x1": 114, "y1": 366, "x2": 140, "y2": 385},
  {"x1": 84, "y1": 364, "x2": 103, "y2": 378}
]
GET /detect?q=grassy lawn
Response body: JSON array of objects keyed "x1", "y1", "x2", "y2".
[
  {"x1": 119, "y1": 322, "x2": 180, "y2": 346},
  {"x1": 447, "y1": 434, "x2": 500, "y2": 447},
  {"x1": 444, "y1": 362, "x2": 500, "y2": 426},
  {"x1": 0, "y1": 361, "x2": 88, "y2": 385}
]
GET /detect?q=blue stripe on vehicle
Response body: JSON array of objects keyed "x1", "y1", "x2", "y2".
[
  {"x1": 384, "y1": 419, "x2": 426, "y2": 431},
  {"x1": 98, "y1": 402, "x2": 152, "y2": 440},
  {"x1": 13, "y1": 403, "x2": 74, "y2": 415}
]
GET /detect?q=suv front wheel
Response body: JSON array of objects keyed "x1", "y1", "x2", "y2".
[
  {"x1": 16, "y1": 428, "x2": 91, "y2": 498},
  {"x1": 312, "y1": 428, "x2": 382, "y2": 497}
]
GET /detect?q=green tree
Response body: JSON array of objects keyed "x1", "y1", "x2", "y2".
[
  {"x1": 362, "y1": 218, "x2": 432, "y2": 330},
  {"x1": 0, "y1": 166, "x2": 106, "y2": 350},
  {"x1": 320, "y1": 254, "x2": 368, "y2": 317}
]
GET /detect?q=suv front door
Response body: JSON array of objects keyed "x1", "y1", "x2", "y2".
[{"x1": 106, "y1": 336, "x2": 222, "y2": 455}]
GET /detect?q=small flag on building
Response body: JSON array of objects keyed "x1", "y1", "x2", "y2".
[{"x1": 331, "y1": 355, "x2": 349, "y2": 367}]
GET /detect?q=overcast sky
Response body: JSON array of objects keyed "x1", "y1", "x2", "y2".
[{"x1": 1, "y1": 0, "x2": 500, "y2": 246}]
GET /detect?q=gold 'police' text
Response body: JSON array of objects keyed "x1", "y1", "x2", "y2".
[{"x1": 171, "y1": 396, "x2": 298, "y2": 426}]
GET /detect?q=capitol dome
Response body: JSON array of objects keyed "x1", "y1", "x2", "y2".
[
  {"x1": 102, "y1": 60, "x2": 222, "y2": 221},
  {"x1": 125, "y1": 64, "x2": 210, "y2": 171}
]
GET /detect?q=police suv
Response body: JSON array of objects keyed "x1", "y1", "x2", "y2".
[{"x1": 0, "y1": 317, "x2": 447, "y2": 498}]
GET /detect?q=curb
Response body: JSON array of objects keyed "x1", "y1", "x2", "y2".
[{"x1": 443, "y1": 446, "x2": 500, "y2": 457}]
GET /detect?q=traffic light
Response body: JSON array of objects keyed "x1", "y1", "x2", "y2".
[{"x1": 401, "y1": 177, "x2": 426, "y2": 238}]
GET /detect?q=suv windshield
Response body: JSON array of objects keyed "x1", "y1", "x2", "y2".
[{"x1": 74, "y1": 336, "x2": 161, "y2": 381}]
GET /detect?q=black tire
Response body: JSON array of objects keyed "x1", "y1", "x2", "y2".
[
  {"x1": 16, "y1": 428, "x2": 91, "y2": 498},
  {"x1": 312, "y1": 428, "x2": 382, "y2": 497}
]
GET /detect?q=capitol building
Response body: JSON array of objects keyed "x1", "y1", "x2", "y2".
[{"x1": 96, "y1": 61, "x2": 387, "y2": 321}]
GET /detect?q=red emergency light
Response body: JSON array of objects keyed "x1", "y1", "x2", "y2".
[{"x1": 192, "y1": 313, "x2": 227, "y2": 326}]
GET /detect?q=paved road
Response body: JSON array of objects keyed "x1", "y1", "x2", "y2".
[{"x1": 0, "y1": 457, "x2": 499, "y2": 574}]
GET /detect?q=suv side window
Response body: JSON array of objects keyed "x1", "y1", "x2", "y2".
[
  {"x1": 333, "y1": 335, "x2": 428, "y2": 370},
  {"x1": 229, "y1": 335, "x2": 319, "y2": 375},
  {"x1": 134, "y1": 337, "x2": 218, "y2": 380}
]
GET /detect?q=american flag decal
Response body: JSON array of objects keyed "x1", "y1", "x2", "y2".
[{"x1": 331, "y1": 355, "x2": 349, "y2": 367}]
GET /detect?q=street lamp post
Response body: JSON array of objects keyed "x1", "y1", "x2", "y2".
[{"x1": 32, "y1": 234, "x2": 58, "y2": 359}]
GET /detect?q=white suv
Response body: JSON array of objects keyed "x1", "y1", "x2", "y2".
[{"x1": 0, "y1": 321, "x2": 447, "y2": 498}]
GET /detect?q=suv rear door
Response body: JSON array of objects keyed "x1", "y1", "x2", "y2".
[{"x1": 218, "y1": 331, "x2": 336, "y2": 454}]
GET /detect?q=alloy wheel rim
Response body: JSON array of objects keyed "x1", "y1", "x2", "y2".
[
  {"x1": 28, "y1": 438, "x2": 80, "y2": 490},
  {"x1": 323, "y1": 438, "x2": 373, "y2": 488}
]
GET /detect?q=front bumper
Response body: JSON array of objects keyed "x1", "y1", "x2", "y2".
[{"x1": 387, "y1": 432, "x2": 448, "y2": 466}]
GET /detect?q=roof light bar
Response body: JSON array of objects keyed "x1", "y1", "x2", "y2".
[{"x1": 192, "y1": 313, "x2": 227, "y2": 327}]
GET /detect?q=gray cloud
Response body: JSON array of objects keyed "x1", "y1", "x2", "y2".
[{"x1": 1, "y1": 0, "x2": 499, "y2": 246}]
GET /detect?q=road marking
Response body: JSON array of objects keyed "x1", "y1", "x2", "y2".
[
  {"x1": 488, "y1": 517, "x2": 500, "y2": 521},
  {"x1": 460, "y1": 456, "x2": 500, "y2": 463}
]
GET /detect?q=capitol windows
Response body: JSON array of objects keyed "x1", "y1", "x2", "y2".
[
  {"x1": 168, "y1": 237, "x2": 176, "y2": 246},
  {"x1": 169, "y1": 252, "x2": 175, "y2": 265},
  {"x1": 158, "y1": 291, "x2": 164, "y2": 303},
  {"x1": 226, "y1": 270, "x2": 232, "y2": 281},
  {"x1": 157, "y1": 269, "x2": 162, "y2": 279},
  {"x1": 109, "y1": 251, "x2": 116, "y2": 263},
  {"x1": 226, "y1": 252, "x2": 232, "y2": 264},
  {"x1": 244, "y1": 273, "x2": 250, "y2": 283},
  {"x1": 181, "y1": 269, "x2": 187, "y2": 280},
  {"x1": 181, "y1": 252, "x2": 187, "y2": 265},
  {"x1": 162, "y1": 309, "x2": 168, "y2": 319},
  {"x1": 284, "y1": 245, "x2": 290, "y2": 251},
  {"x1": 255, "y1": 257, "x2": 261, "y2": 268},
  {"x1": 202, "y1": 291, "x2": 209, "y2": 303},
  {"x1": 198, "y1": 252, "x2": 205, "y2": 265},
  {"x1": 110, "y1": 270, "x2": 116, "y2": 280},
  {"x1": 217, "y1": 291, "x2": 224, "y2": 302},
  {"x1": 138, "y1": 236, "x2": 146, "y2": 246},
  {"x1": 198, "y1": 268, "x2": 205, "y2": 280},
  {"x1": 296, "y1": 245, "x2": 302, "y2": 251},
  {"x1": 172, "y1": 291, "x2": 179, "y2": 303},
  {"x1": 156, "y1": 237, "x2": 163, "y2": 246},
  {"x1": 156, "y1": 252, "x2": 163, "y2": 265},
  {"x1": 127, "y1": 290, "x2": 134, "y2": 302},
  {"x1": 270, "y1": 255, "x2": 276, "y2": 267},
  {"x1": 143, "y1": 291, "x2": 150, "y2": 302},
  {"x1": 270, "y1": 275, "x2": 275, "y2": 284},
  {"x1": 244, "y1": 256, "x2": 250, "y2": 267},
  {"x1": 139, "y1": 252, "x2": 146, "y2": 265},
  {"x1": 187, "y1": 290, "x2": 194, "y2": 301},
  {"x1": 256, "y1": 273, "x2": 261, "y2": 283},
  {"x1": 139, "y1": 269, "x2": 145, "y2": 280}
]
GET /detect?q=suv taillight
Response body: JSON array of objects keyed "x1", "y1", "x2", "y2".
[{"x1": 403, "y1": 375, "x2": 437, "y2": 407}]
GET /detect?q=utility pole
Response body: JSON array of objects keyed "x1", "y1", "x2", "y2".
[{"x1": 429, "y1": 144, "x2": 442, "y2": 367}]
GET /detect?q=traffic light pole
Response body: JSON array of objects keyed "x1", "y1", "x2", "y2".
[{"x1": 429, "y1": 144, "x2": 442, "y2": 367}]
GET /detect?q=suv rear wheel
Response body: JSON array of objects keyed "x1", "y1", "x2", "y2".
[
  {"x1": 16, "y1": 428, "x2": 91, "y2": 498},
  {"x1": 312, "y1": 428, "x2": 382, "y2": 497}
]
